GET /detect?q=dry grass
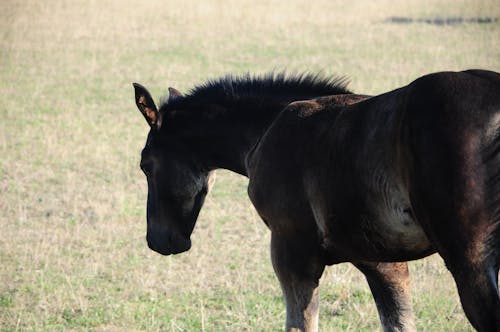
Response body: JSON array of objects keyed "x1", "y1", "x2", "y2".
[{"x1": 0, "y1": 0, "x2": 499, "y2": 330}]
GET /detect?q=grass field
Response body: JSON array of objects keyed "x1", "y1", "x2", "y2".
[{"x1": 0, "y1": 0, "x2": 499, "y2": 331}]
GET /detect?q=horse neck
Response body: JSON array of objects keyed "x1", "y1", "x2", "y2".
[{"x1": 192, "y1": 97, "x2": 290, "y2": 177}]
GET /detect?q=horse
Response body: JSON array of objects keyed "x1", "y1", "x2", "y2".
[{"x1": 132, "y1": 70, "x2": 500, "y2": 331}]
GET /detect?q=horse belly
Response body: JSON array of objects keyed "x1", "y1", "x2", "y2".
[
  {"x1": 373, "y1": 205, "x2": 432, "y2": 255},
  {"x1": 320, "y1": 189, "x2": 435, "y2": 262},
  {"x1": 324, "y1": 211, "x2": 433, "y2": 262}
]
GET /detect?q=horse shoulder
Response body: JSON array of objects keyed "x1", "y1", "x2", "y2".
[{"x1": 247, "y1": 102, "x2": 327, "y2": 234}]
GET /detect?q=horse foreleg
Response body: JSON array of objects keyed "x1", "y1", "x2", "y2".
[
  {"x1": 271, "y1": 233, "x2": 325, "y2": 332},
  {"x1": 354, "y1": 261, "x2": 416, "y2": 332}
]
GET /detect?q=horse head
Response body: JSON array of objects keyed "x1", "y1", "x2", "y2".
[{"x1": 133, "y1": 83, "x2": 215, "y2": 255}]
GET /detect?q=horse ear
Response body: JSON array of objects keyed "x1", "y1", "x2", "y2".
[
  {"x1": 133, "y1": 83, "x2": 161, "y2": 129},
  {"x1": 168, "y1": 87, "x2": 183, "y2": 102}
]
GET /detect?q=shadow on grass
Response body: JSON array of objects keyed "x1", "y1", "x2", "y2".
[{"x1": 386, "y1": 16, "x2": 499, "y2": 25}]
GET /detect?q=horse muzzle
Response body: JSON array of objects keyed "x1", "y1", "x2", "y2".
[{"x1": 146, "y1": 231, "x2": 192, "y2": 255}]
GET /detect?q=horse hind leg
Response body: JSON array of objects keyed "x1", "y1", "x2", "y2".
[
  {"x1": 448, "y1": 251, "x2": 500, "y2": 331},
  {"x1": 413, "y1": 197, "x2": 500, "y2": 331},
  {"x1": 354, "y1": 261, "x2": 416, "y2": 332},
  {"x1": 408, "y1": 128, "x2": 500, "y2": 330},
  {"x1": 412, "y1": 203, "x2": 500, "y2": 328},
  {"x1": 450, "y1": 130, "x2": 500, "y2": 331}
]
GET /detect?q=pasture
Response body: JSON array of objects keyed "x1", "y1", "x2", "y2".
[{"x1": 1, "y1": 0, "x2": 499, "y2": 331}]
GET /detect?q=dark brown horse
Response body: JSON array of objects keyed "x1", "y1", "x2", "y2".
[{"x1": 133, "y1": 70, "x2": 500, "y2": 331}]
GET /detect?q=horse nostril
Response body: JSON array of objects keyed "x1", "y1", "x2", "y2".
[{"x1": 146, "y1": 230, "x2": 191, "y2": 255}]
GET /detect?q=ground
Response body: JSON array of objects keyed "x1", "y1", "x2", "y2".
[{"x1": 0, "y1": 0, "x2": 499, "y2": 330}]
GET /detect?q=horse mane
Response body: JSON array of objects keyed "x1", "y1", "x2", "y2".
[{"x1": 159, "y1": 71, "x2": 352, "y2": 113}]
